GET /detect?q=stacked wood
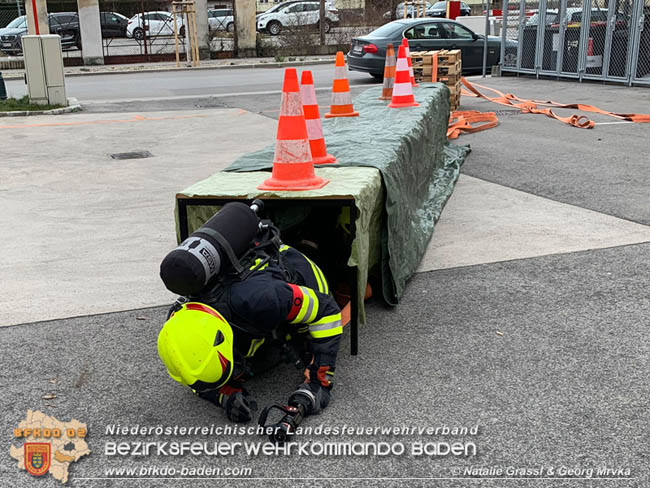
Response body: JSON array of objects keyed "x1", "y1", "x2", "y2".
[{"x1": 411, "y1": 49, "x2": 462, "y2": 111}]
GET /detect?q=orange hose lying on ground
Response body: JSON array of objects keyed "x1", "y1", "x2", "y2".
[
  {"x1": 458, "y1": 77, "x2": 650, "y2": 130},
  {"x1": 447, "y1": 110, "x2": 499, "y2": 139}
]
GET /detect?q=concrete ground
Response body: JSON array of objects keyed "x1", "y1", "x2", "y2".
[{"x1": 1, "y1": 70, "x2": 649, "y2": 487}]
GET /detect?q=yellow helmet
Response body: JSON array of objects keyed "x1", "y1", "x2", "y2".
[{"x1": 157, "y1": 302, "x2": 234, "y2": 391}]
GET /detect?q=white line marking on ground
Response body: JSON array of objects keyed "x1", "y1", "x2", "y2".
[{"x1": 80, "y1": 85, "x2": 369, "y2": 104}]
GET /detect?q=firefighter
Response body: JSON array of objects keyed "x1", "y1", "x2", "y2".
[{"x1": 157, "y1": 244, "x2": 342, "y2": 423}]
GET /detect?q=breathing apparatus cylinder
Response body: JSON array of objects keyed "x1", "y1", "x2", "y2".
[{"x1": 160, "y1": 202, "x2": 261, "y2": 296}]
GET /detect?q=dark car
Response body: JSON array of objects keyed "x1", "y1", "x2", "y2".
[
  {"x1": 49, "y1": 12, "x2": 82, "y2": 49},
  {"x1": 0, "y1": 16, "x2": 29, "y2": 55},
  {"x1": 348, "y1": 18, "x2": 517, "y2": 78},
  {"x1": 51, "y1": 11, "x2": 129, "y2": 48},
  {"x1": 0, "y1": 11, "x2": 127, "y2": 55},
  {"x1": 0, "y1": 14, "x2": 78, "y2": 55},
  {"x1": 100, "y1": 11, "x2": 129, "y2": 37},
  {"x1": 426, "y1": 1, "x2": 471, "y2": 17}
]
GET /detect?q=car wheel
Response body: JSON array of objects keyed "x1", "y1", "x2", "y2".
[
  {"x1": 318, "y1": 19, "x2": 331, "y2": 33},
  {"x1": 133, "y1": 27, "x2": 144, "y2": 40},
  {"x1": 503, "y1": 52, "x2": 517, "y2": 66},
  {"x1": 226, "y1": 22, "x2": 234, "y2": 33},
  {"x1": 180, "y1": 25, "x2": 186, "y2": 37},
  {"x1": 268, "y1": 20, "x2": 281, "y2": 35},
  {"x1": 76, "y1": 38, "x2": 82, "y2": 50}
]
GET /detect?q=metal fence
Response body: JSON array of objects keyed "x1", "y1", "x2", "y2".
[
  {"x1": 0, "y1": 0, "x2": 232, "y2": 61},
  {"x1": 500, "y1": 0, "x2": 650, "y2": 85},
  {"x1": 0, "y1": 2, "x2": 24, "y2": 28}
]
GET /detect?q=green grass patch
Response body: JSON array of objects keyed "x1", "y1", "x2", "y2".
[{"x1": 0, "y1": 96, "x2": 64, "y2": 112}]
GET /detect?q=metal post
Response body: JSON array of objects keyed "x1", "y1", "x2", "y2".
[
  {"x1": 601, "y1": 0, "x2": 617, "y2": 80},
  {"x1": 516, "y1": 0, "x2": 526, "y2": 71},
  {"x1": 627, "y1": 0, "x2": 644, "y2": 85},
  {"x1": 482, "y1": 0, "x2": 489, "y2": 76},
  {"x1": 0, "y1": 72, "x2": 7, "y2": 100},
  {"x1": 141, "y1": 0, "x2": 148, "y2": 59},
  {"x1": 232, "y1": 0, "x2": 238, "y2": 56},
  {"x1": 173, "y1": 3, "x2": 180, "y2": 67},
  {"x1": 556, "y1": 0, "x2": 567, "y2": 75},
  {"x1": 17, "y1": 0, "x2": 22, "y2": 16},
  {"x1": 319, "y1": 0, "x2": 325, "y2": 46},
  {"x1": 349, "y1": 201, "x2": 358, "y2": 356},
  {"x1": 500, "y1": 0, "x2": 507, "y2": 69},
  {"x1": 534, "y1": 0, "x2": 548, "y2": 77},
  {"x1": 577, "y1": 0, "x2": 593, "y2": 81}
]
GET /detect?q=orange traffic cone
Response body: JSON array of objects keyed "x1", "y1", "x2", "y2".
[
  {"x1": 402, "y1": 38, "x2": 418, "y2": 87},
  {"x1": 389, "y1": 45, "x2": 419, "y2": 109},
  {"x1": 325, "y1": 51, "x2": 359, "y2": 118},
  {"x1": 379, "y1": 43, "x2": 396, "y2": 101},
  {"x1": 258, "y1": 68, "x2": 329, "y2": 191},
  {"x1": 300, "y1": 70, "x2": 336, "y2": 165}
]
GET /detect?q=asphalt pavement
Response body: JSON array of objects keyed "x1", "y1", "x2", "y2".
[
  {"x1": 1, "y1": 67, "x2": 649, "y2": 487},
  {"x1": 3, "y1": 63, "x2": 375, "y2": 104}
]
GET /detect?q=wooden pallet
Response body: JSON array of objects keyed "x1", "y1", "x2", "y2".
[
  {"x1": 411, "y1": 49, "x2": 462, "y2": 65},
  {"x1": 410, "y1": 50, "x2": 439, "y2": 64},
  {"x1": 417, "y1": 61, "x2": 461, "y2": 77},
  {"x1": 437, "y1": 49, "x2": 461, "y2": 64},
  {"x1": 437, "y1": 73, "x2": 461, "y2": 84},
  {"x1": 410, "y1": 49, "x2": 462, "y2": 109},
  {"x1": 413, "y1": 70, "x2": 461, "y2": 84},
  {"x1": 449, "y1": 81, "x2": 462, "y2": 111},
  {"x1": 437, "y1": 59, "x2": 461, "y2": 76}
]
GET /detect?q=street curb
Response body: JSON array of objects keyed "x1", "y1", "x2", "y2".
[
  {"x1": 0, "y1": 58, "x2": 336, "y2": 80},
  {"x1": 0, "y1": 97, "x2": 82, "y2": 117}
]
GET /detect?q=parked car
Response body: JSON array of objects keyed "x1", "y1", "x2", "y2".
[
  {"x1": 256, "y1": 1, "x2": 339, "y2": 35},
  {"x1": 347, "y1": 18, "x2": 517, "y2": 78},
  {"x1": 0, "y1": 14, "x2": 78, "y2": 55},
  {"x1": 100, "y1": 12, "x2": 129, "y2": 37},
  {"x1": 0, "y1": 11, "x2": 129, "y2": 55},
  {"x1": 426, "y1": 1, "x2": 471, "y2": 18},
  {"x1": 525, "y1": 8, "x2": 617, "y2": 27},
  {"x1": 127, "y1": 11, "x2": 185, "y2": 40},
  {"x1": 396, "y1": 1, "x2": 433, "y2": 18},
  {"x1": 208, "y1": 8, "x2": 234, "y2": 32},
  {"x1": 383, "y1": 2, "x2": 432, "y2": 19},
  {"x1": 0, "y1": 16, "x2": 29, "y2": 55}
]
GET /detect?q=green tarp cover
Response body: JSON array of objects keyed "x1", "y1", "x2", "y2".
[
  {"x1": 225, "y1": 83, "x2": 470, "y2": 304},
  {"x1": 176, "y1": 167, "x2": 383, "y2": 325}
]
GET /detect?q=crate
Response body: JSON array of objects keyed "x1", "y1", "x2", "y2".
[
  {"x1": 437, "y1": 49, "x2": 461, "y2": 64},
  {"x1": 416, "y1": 67, "x2": 461, "y2": 81},
  {"x1": 448, "y1": 81, "x2": 462, "y2": 111},
  {"x1": 410, "y1": 50, "x2": 438, "y2": 64},
  {"x1": 438, "y1": 73, "x2": 461, "y2": 84},
  {"x1": 437, "y1": 59, "x2": 461, "y2": 76},
  {"x1": 410, "y1": 49, "x2": 462, "y2": 110}
]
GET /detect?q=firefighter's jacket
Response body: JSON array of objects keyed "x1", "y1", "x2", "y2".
[{"x1": 195, "y1": 245, "x2": 342, "y2": 388}]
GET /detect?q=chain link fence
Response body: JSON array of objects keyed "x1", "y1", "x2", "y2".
[
  {"x1": 0, "y1": 0, "x2": 232, "y2": 61},
  {"x1": 500, "y1": 0, "x2": 650, "y2": 85},
  {"x1": 1, "y1": 3, "x2": 23, "y2": 29}
]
